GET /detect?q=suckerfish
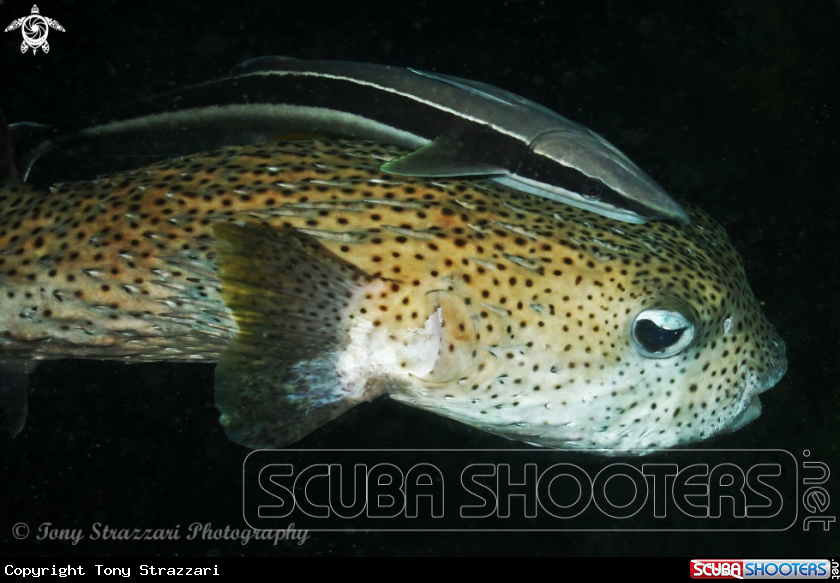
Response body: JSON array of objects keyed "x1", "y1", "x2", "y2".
[
  {"x1": 13, "y1": 56, "x2": 689, "y2": 225},
  {"x1": 0, "y1": 132, "x2": 786, "y2": 453}
]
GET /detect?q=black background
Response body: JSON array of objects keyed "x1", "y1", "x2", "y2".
[{"x1": 0, "y1": 0, "x2": 838, "y2": 557}]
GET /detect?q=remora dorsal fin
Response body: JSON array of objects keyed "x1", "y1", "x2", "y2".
[
  {"x1": 213, "y1": 222, "x2": 377, "y2": 449},
  {"x1": 0, "y1": 360, "x2": 38, "y2": 437},
  {"x1": 380, "y1": 127, "x2": 516, "y2": 177}
]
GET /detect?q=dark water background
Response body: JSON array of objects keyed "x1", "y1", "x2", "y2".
[{"x1": 0, "y1": 0, "x2": 838, "y2": 557}]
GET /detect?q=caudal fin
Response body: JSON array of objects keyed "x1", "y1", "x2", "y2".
[
  {"x1": 213, "y1": 222, "x2": 380, "y2": 449},
  {"x1": 0, "y1": 361, "x2": 38, "y2": 437}
]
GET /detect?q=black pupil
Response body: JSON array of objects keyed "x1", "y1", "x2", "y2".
[{"x1": 635, "y1": 319, "x2": 686, "y2": 353}]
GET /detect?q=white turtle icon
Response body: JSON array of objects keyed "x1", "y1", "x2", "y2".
[{"x1": 5, "y1": 5, "x2": 65, "y2": 55}]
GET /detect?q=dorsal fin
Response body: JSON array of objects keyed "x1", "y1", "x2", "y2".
[{"x1": 0, "y1": 106, "x2": 17, "y2": 182}]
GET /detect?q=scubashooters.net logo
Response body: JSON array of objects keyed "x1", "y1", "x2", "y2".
[
  {"x1": 241, "y1": 449, "x2": 834, "y2": 532},
  {"x1": 690, "y1": 559, "x2": 836, "y2": 579},
  {"x1": 4, "y1": 5, "x2": 65, "y2": 55}
]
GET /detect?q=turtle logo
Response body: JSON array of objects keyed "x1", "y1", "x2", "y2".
[{"x1": 5, "y1": 5, "x2": 65, "y2": 55}]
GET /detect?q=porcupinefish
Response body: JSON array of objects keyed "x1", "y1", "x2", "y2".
[
  {"x1": 13, "y1": 56, "x2": 689, "y2": 225},
  {"x1": 0, "y1": 134, "x2": 786, "y2": 453}
]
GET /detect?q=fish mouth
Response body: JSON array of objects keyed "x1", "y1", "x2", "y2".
[{"x1": 721, "y1": 335, "x2": 787, "y2": 436}]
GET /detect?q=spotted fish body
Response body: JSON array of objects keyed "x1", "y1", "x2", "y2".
[{"x1": 0, "y1": 139, "x2": 786, "y2": 452}]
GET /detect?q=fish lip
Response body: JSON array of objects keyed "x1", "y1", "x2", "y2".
[
  {"x1": 722, "y1": 397, "x2": 763, "y2": 434},
  {"x1": 751, "y1": 336, "x2": 788, "y2": 397},
  {"x1": 757, "y1": 360, "x2": 788, "y2": 396}
]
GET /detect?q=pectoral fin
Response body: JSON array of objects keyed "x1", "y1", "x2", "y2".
[
  {"x1": 380, "y1": 128, "x2": 518, "y2": 177},
  {"x1": 213, "y1": 223, "x2": 379, "y2": 449}
]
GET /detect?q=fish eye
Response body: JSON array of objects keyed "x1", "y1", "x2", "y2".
[
  {"x1": 581, "y1": 179, "x2": 604, "y2": 200},
  {"x1": 631, "y1": 309, "x2": 695, "y2": 358}
]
